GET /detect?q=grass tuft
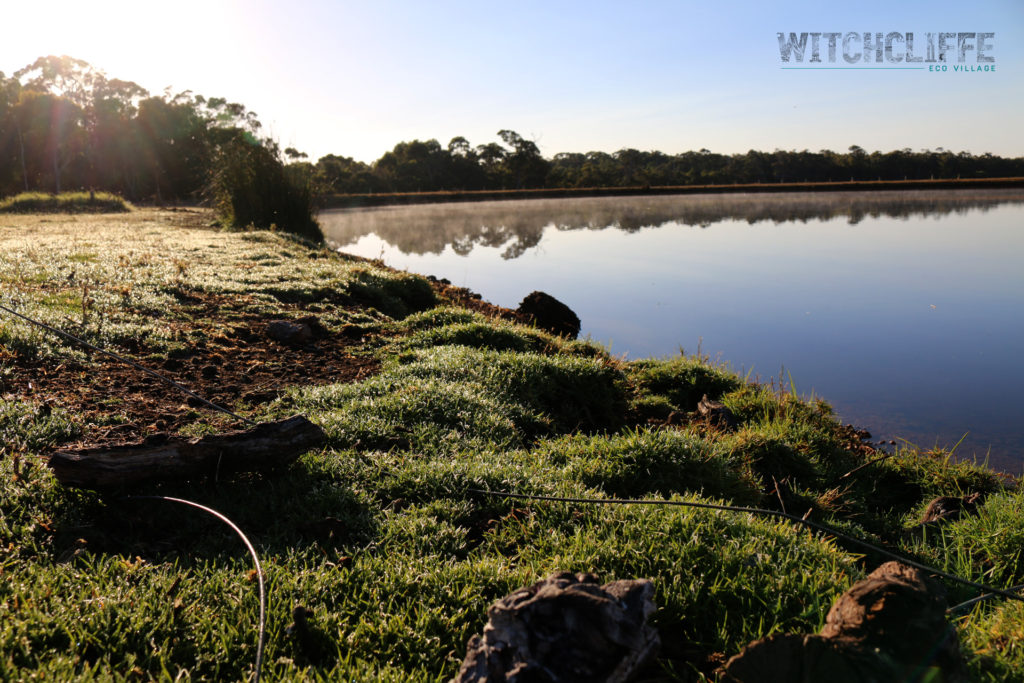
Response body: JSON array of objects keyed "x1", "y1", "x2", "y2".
[
  {"x1": 627, "y1": 355, "x2": 741, "y2": 413},
  {"x1": 0, "y1": 192, "x2": 132, "y2": 213}
]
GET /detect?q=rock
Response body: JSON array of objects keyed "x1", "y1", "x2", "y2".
[
  {"x1": 821, "y1": 561, "x2": 963, "y2": 672},
  {"x1": 516, "y1": 291, "x2": 581, "y2": 339},
  {"x1": 697, "y1": 394, "x2": 737, "y2": 431},
  {"x1": 919, "y1": 493, "x2": 983, "y2": 525},
  {"x1": 266, "y1": 319, "x2": 312, "y2": 345},
  {"x1": 906, "y1": 493, "x2": 984, "y2": 540},
  {"x1": 266, "y1": 317, "x2": 319, "y2": 345},
  {"x1": 722, "y1": 561, "x2": 967, "y2": 683},
  {"x1": 453, "y1": 572, "x2": 659, "y2": 683}
]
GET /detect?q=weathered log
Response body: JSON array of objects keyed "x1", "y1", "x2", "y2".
[{"x1": 47, "y1": 415, "x2": 325, "y2": 489}]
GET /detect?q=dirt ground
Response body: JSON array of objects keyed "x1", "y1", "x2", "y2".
[{"x1": 2, "y1": 279, "x2": 520, "y2": 452}]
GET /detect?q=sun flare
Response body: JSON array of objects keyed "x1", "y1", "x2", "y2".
[{"x1": 6, "y1": 0, "x2": 241, "y2": 95}]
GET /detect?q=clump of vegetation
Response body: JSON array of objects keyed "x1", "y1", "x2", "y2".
[
  {"x1": 208, "y1": 133, "x2": 323, "y2": 243},
  {"x1": 0, "y1": 399, "x2": 80, "y2": 455},
  {"x1": 627, "y1": 355, "x2": 741, "y2": 418},
  {"x1": 0, "y1": 191, "x2": 132, "y2": 213},
  {"x1": 280, "y1": 345, "x2": 627, "y2": 451},
  {"x1": 398, "y1": 307, "x2": 609, "y2": 357}
]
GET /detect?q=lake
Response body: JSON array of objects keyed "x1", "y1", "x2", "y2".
[{"x1": 320, "y1": 190, "x2": 1024, "y2": 473}]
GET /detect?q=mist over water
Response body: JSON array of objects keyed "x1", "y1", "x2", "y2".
[{"x1": 321, "y1": 190, "x2": 1024, "y2": 472}]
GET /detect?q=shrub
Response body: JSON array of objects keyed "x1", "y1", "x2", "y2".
[{"x1": 208, "y1": 133, "x2": 322, "y2": 242}]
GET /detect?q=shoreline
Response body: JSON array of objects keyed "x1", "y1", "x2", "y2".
[{"x1": 322, "y1": 176, "x2": 1024, "y2": 208}]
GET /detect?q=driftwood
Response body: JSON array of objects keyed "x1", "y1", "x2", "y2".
[{"x1": 48, "y1": 415, "x2": 325, "y2": 489}]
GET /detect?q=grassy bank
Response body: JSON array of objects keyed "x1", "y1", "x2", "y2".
[
  {"x1": 0, "y1": 191, "x2": 133, "y2": 214},
  {"x1": 323, "y1": 176, "x2": 1024, "y2": 208},
  {"x1": 1, "y1": 208, "x2": 1022, "y2": 680}
]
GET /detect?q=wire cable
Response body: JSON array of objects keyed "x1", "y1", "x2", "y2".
[
  {"x1": 126, "y1": 496, "x2": 267, "y2": 683},
  {"x1": 468, "y1": 488, "x2": 1024, "y2": 607}
]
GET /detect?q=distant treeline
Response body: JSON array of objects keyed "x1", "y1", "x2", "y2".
[
  {"x1": 3, "y1": 56, "x2": 1023, "y2": 204},
  {"x1": 311, "y1": 141, "x2": 1024, "y2": 196},
  {"x1": 0, "y1": 56, "x2": 276, "y2": 201}
]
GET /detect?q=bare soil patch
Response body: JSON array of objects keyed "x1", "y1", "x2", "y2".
[{"x1": 2, "y1": 292, "x2": 379, "y2": 451}]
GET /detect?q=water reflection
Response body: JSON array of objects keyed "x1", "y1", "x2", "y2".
[
  {"x1": 320, "y1": 190, "x2": 1022, "y2": 260},
  {"x1": 319, "y1": 190, "x2": 1024, "y2": 472}
]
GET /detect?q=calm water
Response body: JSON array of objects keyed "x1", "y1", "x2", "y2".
[{"x1": 321, "y1": 190, "x2": 1024, "y2": 472}]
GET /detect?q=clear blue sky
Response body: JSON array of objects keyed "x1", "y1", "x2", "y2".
[{"x1": 6, "y1": 0, "x2": 1022, "y2": 162}]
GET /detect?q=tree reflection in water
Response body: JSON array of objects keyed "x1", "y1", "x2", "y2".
[{"x1": 320, "y1": 190, "x2": 1023, "y2": 260}]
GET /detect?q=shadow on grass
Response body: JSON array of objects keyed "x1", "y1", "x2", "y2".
[{"x1": 50, "y1": 462, "x2": 379, "y2": 564}]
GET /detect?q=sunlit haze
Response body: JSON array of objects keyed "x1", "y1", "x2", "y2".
[{"x1": 5, "y1": 0, "x2": 1022, "y2": 163}]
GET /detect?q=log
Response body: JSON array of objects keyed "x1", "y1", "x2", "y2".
[{"x1": 47, "y1": 415, "x2": 325, "y2": 489}]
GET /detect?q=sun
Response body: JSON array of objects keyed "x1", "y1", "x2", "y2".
[{"x1": 5, "y1": 0, "x2": 242, "y2": 96}]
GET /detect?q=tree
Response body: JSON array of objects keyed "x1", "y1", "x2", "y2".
[
  {"x1": 446, "y1": 136, "x2": 484, "y2": 190},
  {"x1": 475, "y1": 142, "x2": 509, "y2": 189},
  {"x1": 372, "y1": 139, "x2": 452, "y2": 192},
  {"x1": 15, "y1": 55, "x2": 103, "y2": 109},
  {"x1": 497, "y1": 129, "x2": 549, "y2": 189},
  {"x1": 9, "y1": 90, "x2": 86, "y2": 193},
  {"x1": 88, "y1": 78, "x2": 149, "y2": 194},
  {"x1": 0, "y1": 71, "x2": 24, "y2": 193},
  {"x1": 136, "y1": 97, "x2": 209, "y2": 201}
]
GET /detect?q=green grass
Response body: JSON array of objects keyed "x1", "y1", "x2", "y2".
[
  {"x1": 278, "y1": 345, "x2": 627, "y2": 452},
  {"x1": 1, "y1": 208, "x2": 1022, "y2": 680},
  {"x1": 0, "y1": 210, "x2": 436, "y2": 359},
  {"x1": 398, "y1": 307, "x2": 609, "y2": 357},
  {"x1": 0, "y1": 192, "x2": 132, "y2": 214}
]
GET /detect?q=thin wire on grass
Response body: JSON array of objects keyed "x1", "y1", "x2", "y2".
[
  {"x1": 126, "y1": 495, "x2": 267, "y2": 683},
  {"x1": 948, "y1": 583, "x2": 1024, "y2": 615},
  {"x1": 0, "y1": 300, "x2": 256, "y2": 426},
  {"x1": 468, "y1": 488, "x2": 1024, "y2": 609}
]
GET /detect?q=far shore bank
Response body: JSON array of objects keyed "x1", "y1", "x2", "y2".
[{"x1": 322, "y1": 176, "x2": 1024, "y2": 209}]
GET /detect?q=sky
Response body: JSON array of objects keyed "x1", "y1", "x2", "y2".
[{"x1": 4, "y1": 0, "x2": 1023, "y2": 163}]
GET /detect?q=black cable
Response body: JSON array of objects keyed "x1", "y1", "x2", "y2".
[{"x1": 468, "y1": 488, "x2": 1024, "y2": 607}]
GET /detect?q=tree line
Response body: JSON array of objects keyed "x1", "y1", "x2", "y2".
[
  {"x1": 311, "y1": 142, "x2": 1024, "y2": 195},
  {"x1": 0, "y1": 56, "x2": 276, "y2": 202},
  {"x1": 3, "y1": 56, "x2": 1023, "y2": 204}
]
